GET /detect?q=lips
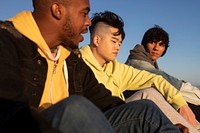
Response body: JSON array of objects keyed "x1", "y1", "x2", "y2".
[
  {"x1": 113, "y1": 52, "x2": 118, "y2": 56},
  {"x1": 78, "y1": 29, "x2": 88, "y2": 43},
  {"x1": 81, "y1": 29, "x2": 88, "y2": 34},
  {"x1": 151, "y1": 52, "x2": 159, "y2": 56}
]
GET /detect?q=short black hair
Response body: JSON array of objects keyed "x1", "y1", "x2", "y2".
[
  {"x1": 141, "y1": 25, "x2": 169, "y2": 56},
  {"x1": 89, "y1": 11, "x2": 125, "y2": 41}
]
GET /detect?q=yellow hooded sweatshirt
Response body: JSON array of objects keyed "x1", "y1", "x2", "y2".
[
  {"x1": 80, "y1": 45, "x2": 187, "y2": 110},
  {"x1": 9, "y1": 11, "x2": 70, "y2": 108}
]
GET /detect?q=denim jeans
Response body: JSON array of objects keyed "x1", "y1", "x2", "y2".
[
  {"x1": 42, "y1": 96, "x2": 181, "y2": 133},
  {"x1": 105, "y1": 99, "x2": 181, "y2": 133},
  {"x1": 41, "y1": 95, "x2": 115, "y2": 133}
]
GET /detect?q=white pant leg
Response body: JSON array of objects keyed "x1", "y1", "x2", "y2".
[
  {"x1": 180, "y1": 82, "x2": 200, "y2": 105},
  {"x1": 125, "y1": 88, "x2": 200, "y2": 133}
]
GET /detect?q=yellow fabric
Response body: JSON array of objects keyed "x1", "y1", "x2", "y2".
[
  {"x1": 80, "y1": 45, "x2": 187, "y2": 110},
  {"x1": 9, "y1": 11, "x2": 70, "y2": 107}
]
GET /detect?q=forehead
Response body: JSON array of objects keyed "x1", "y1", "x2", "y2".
[
  {"x1": 108, "y1": 27, "x2": 122, "y2": 40},
  {"x1": 108, "y1": 26, "x2": 118, "y2": 33}
]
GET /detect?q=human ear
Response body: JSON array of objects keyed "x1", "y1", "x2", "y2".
[
  {"x1": 51, "y1": 3, "x2": 63, "y2": 20},
  {"x1": 93, "y1": 35, "x2": 101, "y2": 46}
]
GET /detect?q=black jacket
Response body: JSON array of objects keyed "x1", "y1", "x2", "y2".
[{"x1": 0, "y1": 21, "x2": 124, "y2": 112}]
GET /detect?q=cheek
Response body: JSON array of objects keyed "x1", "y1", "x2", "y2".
[
  {"x1": 160, "y1": 48, "x2": 165, "y2": 55},
  {"x1": 147, "y1": 45, "x2": 153, "y2": 52}
]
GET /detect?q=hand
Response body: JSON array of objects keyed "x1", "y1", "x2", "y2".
[
  {"x1": 178, "y1": 104, "x2": 197, "y2": 127},
  {"x1": 175, "y1": 123, "x2": 189, "y2": 133}
]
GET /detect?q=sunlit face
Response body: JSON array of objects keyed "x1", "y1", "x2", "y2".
[
  {"x1": 61, "y1": 0, "x2": 91, "y2": 49},
  {"x1": 96, "y1": 26, "x2": 122, "y2": 65},
  {"x1": 146, "y1": 41, "x2": 166, "y2": 62}
]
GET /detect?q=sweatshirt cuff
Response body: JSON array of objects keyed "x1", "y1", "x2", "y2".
[{"x1": 171, "y1": 93, "x2": 187, "y2": 110}]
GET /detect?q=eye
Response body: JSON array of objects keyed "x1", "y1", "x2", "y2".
[
  {"x1": 159, "y1": 43, "x2": 166, "y2": 47},
  {"x1": 111, "y1": 40, "x2": 117, "y2": 43},
  {"x1": 82, "y1": 12, "x2": 87, "y2": 17},
  {"x1": 81, "y1": 10, "x2": 89, "y2": 17}
]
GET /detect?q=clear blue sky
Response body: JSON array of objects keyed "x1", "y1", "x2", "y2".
[{"x1": 0, "y1": 0, "x2": 200, "y2": 86}]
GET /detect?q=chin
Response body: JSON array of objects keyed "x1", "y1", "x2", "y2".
[
  {"x1": 74, "y1": 40, "x2": 80, "y2": 47},
  {"x1": 79, "y1": 35, "x2": 84, "y2": 42},
  {"x1": 61, "y1": 41, "x2": 77, "y2": 50}
]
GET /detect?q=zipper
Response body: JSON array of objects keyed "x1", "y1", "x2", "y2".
[{"x1": 50, "y1": 60, "x2": 58, "y2": 104}]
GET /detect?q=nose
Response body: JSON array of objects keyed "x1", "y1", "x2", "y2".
[
  {"x1": 115, "y1": 43, "x2": 121, "y2": 51},
  {"x1": 153, "y1": 43, "x2": 159, "y2": 50}
]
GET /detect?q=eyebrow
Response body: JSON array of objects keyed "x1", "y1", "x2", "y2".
[{"x1": 111, "y1": 36, "x2": 122, "y2": 44}]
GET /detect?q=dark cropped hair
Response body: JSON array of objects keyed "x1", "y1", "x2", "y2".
[
  {"x1": 89, "y1": 11, "x2": 125, "y2": 41},
  {"x1": 141, "y1": 25, "x2": 169, "y2": 56}
]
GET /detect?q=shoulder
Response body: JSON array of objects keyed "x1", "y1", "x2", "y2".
[
  {"x1": 0, "y1": 20, "x2": 23, "y2": 38},
  {"x1": 127, "y1": 59, "x2": 155, "y2": 70},
  {"x1": 66, "y1": 50, "x2": 89, "y2": 70}
]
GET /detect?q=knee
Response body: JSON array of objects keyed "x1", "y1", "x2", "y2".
[
  {"x1": 139, "y1": 88, "x2": 163, "y2": 99},
  {"x1": 139, "y1": 99, "x2": 155, "y2": 105},
  {"x1": 64, "y1": 95, "x2": 88, "y2": 103},
  {"x1": 60, "y1": 95, "x2": 92, "y2": 109},
  {"x1": 136, "y1": 99, "x2": 158, "y2": 109},
  {"x1": 124, "y1": 99, "x2": 161, "y2": 118}
]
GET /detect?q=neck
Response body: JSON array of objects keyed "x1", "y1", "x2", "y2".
[{"x1": 33, "y1": 12, "x2": 59, "y2": 49}]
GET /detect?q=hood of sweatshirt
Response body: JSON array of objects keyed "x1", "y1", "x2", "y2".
[
  {"x1": 8, "y1": 11, "x2": 70, "y2": 107},
  {"x1": 80, "y1": 45, "x2": 103, "y2": 71},
  {"x1": 128, "y1": 44, "x2": 159, "y2": 69},
  {"x1": 8, "y1": 11, "x2": 70, "y2": 61}
]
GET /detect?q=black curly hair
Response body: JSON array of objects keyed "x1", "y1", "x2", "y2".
[
  {"x1": 141, "y1": 25, "x2": 169, "y2": 56},
  {"x1": 89, "y1": 11, "x2": 125, "y2": 41}
]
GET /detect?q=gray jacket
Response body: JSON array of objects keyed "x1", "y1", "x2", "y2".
[{"x1": 125, "y1": 44, "x2": 182, "y2": 90}]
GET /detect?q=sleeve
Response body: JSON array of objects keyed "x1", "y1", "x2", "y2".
[
  {"x1": 82, "y1": 62, "x2": 125, "y2": 111},
  {"x1": 0, "y1": 27, "x2": 26, "y2": 102},
  {"x1": 120, "y1": 63, "x2": 187, "y2": 110},
  {"x1": 128, "y1": 60, "x2": 183, "y2": 90}
]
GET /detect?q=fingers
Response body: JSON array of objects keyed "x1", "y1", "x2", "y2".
[{"x1": 175, "y1": 123, "x2": 189, "y2": 133}]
